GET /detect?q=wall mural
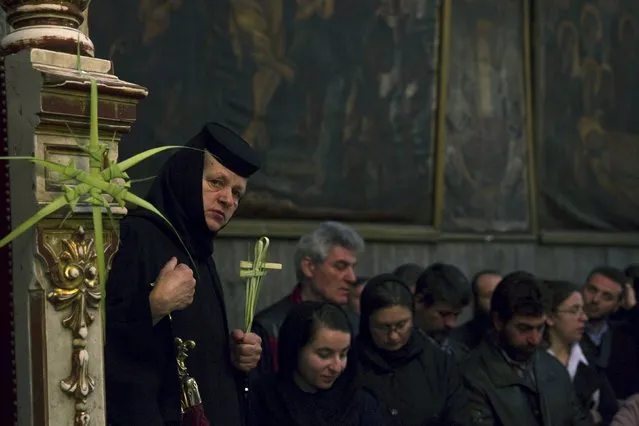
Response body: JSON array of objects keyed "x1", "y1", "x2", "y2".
[
  {"x1": 89, "y1": 0, "x2": 639, "y2": 236},
  {"x1": 537, "y1": 0, "x2": 639, "y2": 231},
  {"x1": 442, "y1": 0, "x2": 531, "y2": 233},
  {"x1": 90, "y1": 0, "x2": 441, "y2": 225}
]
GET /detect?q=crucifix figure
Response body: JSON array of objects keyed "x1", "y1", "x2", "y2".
[
  {"x1": 175, "y1": 337, "x2": 196, "y2": 380},
  {"x1": 174, "y1": 337, "x2": 202, "y2": 411}
]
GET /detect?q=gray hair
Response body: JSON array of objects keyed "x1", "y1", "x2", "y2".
[{"x1": 294, "y1": 221, "x2": 365, "y2": 282}]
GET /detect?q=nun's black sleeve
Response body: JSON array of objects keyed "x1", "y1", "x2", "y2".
[{"x1": 104, "y1": 220, "x2": 175, "y2": 426}]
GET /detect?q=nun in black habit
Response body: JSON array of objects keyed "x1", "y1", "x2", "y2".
[
  {"x1": 248, "y1": 301, "x2": 386, "y2": 426},
  {"x1": 105, "y1": 123, "x2": 263, "y2": 426}
]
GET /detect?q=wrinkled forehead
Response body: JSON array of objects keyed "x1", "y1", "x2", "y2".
[
  {"x1": 203, "y1": 151, "x2": 246, "y2": 182},
  {"x1": 324, "y1": 245, "x2": 358, "y2": 263}
]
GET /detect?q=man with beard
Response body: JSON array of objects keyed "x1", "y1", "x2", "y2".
[
  {"x1": 453, "y1": 270, "x2": 502, "y2": 353},
  {"x1": 413, "y1": 263, "x2": 471, "y2": 362},
  {"x1": 581, "y1": 265, "x2": 639, "y2": 400},
  {"x1": 460, "y1": 272, "x2": 591, "y2": 426}
]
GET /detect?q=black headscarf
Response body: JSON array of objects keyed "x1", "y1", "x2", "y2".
[
  {"x1": 358, "y1": 273, "x2": 423, "y2": 370},
  {"x1": 130, "y1": 122, "x2": 260, "y2": 260},
  {"x1": 106, "y1": 123, "x2": 259, "y2": 424},
  {"x1": 251, "y1": 301, "x2": 361, "y2": 426}
]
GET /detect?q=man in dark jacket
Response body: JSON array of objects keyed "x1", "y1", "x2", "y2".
[
  {"x1": 580, "y1": 265, "x2": 639, "y2": 400},
  {"x1": 460, "y1": 271, "x2": 592, "y2": 426},
  {"x1": 251, "y1": 221, "x2": 364, "y2": 373},
  {"x1": 414, "y1": 263, "x2": 471, "y2": 362}
]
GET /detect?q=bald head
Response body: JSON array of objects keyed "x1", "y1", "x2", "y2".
[{"x1": 472, "y1": 270, "x2": 502, "y2": 315}]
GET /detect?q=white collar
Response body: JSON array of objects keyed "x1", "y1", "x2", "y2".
[{"x1": 547, "y1": 343, "x2": 588, "y2": 380}]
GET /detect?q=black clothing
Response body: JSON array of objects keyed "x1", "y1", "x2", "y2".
[
  {"x1": 356, "y1": 330, "x2": 470, "y2": 425},
  {"x1": 581, "y1": 320, "x2": 639, "y2": 400},
  {"x1": 105, "y1": 125, "x2": 250, "y2": 425},
  {"x1": 249, "y1": 301, "x2": 384, "y2": 426},
  {"x1": 572, "y1": 361, "x2": 618, "y2": 425},
  {"x1": 356, "y1": 274, "x2": 469, "y2": 425},
  {"x1": 248, "y1": 373, "x2": 385, "y2": 426},
  {"x1": 460, "y1": 338, "x2": 592, "y2": 426},
  {"x1": 203, "y1": 122, "x2": 261, "y2": 177},
  {"x1": 252, "y1": 284, "x2": 359, "y2": 373},
  {"x1": 452, "y1": 315, "x2": 492, "y2": 356}
]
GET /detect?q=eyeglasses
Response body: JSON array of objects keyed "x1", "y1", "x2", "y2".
[{"x1": 370, "y1": 319, "x2": 412, "y2": 335}]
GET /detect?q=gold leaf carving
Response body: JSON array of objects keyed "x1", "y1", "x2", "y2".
[
  {"x1": 47, "y1": 228, "x2": 101, "y2": 334},
  {"x1": 37, "y1": 223, "x2": 118, "y2": 426}
]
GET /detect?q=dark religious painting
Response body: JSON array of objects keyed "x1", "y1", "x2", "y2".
[
  {"x1": 536, "y1": 0, "x2": 639, "y2": 231},
  {"x1": 89, "y1": 0, "x2": 441, "y2": 225},
  {"x1": 441, "y1": 0, "x2": 531, "y2": 233}
]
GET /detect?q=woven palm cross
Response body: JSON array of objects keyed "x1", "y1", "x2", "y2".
[{"x1": 240, "y1": 236, "x2": 282, "y2": 332}]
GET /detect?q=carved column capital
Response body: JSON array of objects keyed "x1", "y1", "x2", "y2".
[{"x1": 0, "y1": 1, "x2": 93, "y2": 56}]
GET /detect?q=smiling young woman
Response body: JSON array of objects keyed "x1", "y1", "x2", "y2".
[{"x1": 248, "y1": 301, "x2": 384, "y2": 426}]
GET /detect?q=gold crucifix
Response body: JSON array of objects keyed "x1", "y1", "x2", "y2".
[
  {"x1": 175, "y1": 337, "x2": 196, "y2": 380},
  {"x1": 174, "y1": 337, "x2": 203, "y2": 411}
]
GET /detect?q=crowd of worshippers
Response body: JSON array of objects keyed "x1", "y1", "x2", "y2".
[
  {"x1": 103, "y1": 122, "x2": 639, "y2": 426},
  {"x1": 248, "y1": 222, "x2": 639, "y2": 426}
]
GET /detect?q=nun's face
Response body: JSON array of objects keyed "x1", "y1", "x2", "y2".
[
  {"x1": 369, "y1": 305, "x2": 413, "y2": 351},
  {"x1": 202, "y1": 154, "x2": 247, "y2": 231},
  {"x1": 294, "y1": 325, "x2": 350, "y2": 392}
]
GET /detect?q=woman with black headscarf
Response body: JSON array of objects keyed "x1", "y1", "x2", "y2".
[
  {"x1": 544, "y1": 279, "x2": 619, "y2": 425},
  {"x1": 356, "y1": 273, "x2": 470, "y2": 425},
  {"x1": 105, "y1": 123, "x2": 263, "y2": 425},
  {"x1": 248, "y1": 301, "x2": 385, "y2": 426}
]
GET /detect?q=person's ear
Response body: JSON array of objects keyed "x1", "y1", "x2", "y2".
[{"x1": 300, "y1": 256, "x2": 316, "y2": 280}]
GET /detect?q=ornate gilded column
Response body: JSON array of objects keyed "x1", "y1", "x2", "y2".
[{"x1": 1, "y1": 2, "x2": 148, "y2": 425}]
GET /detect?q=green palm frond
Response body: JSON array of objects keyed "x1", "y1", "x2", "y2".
[
  {"x1": 240, "y1": 237, "x2": 282, "y2": 332},
  {"x1": 1, "y1": 65, "x2": 199, "y2": 337}
]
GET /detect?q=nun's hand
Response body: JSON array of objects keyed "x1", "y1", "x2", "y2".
[
  {"x1": 149, "y1": 257, "x2": 196, "y2": 325},
  {"x1": 230, "y1": 329, "x2": 262, "y2": 373}
]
